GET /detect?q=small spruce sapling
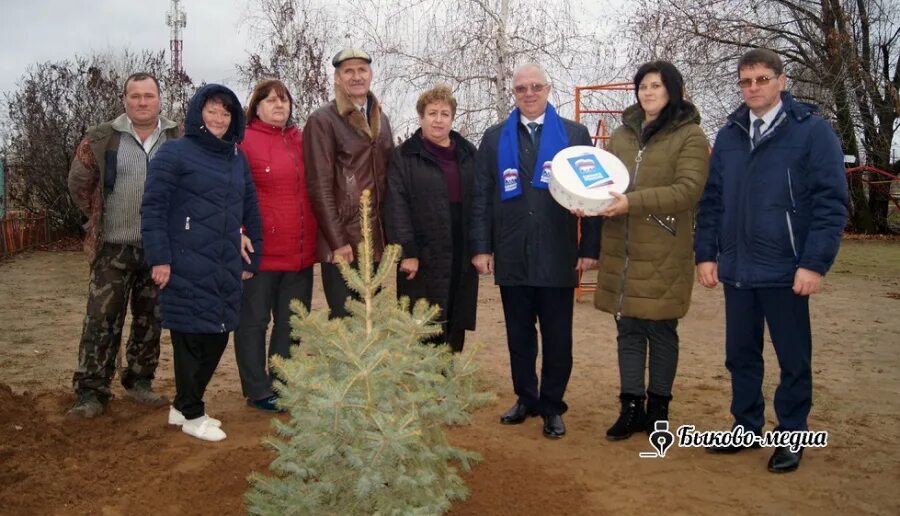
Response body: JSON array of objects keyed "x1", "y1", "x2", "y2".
[{"x1": 246, "y1": 190, "x2": 494, "y2": 515}]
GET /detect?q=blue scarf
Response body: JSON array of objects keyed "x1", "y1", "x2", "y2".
[{"x1": 497, "y1": 104, "x2": 569, "y2": 201}]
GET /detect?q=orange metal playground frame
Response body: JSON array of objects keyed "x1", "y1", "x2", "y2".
[{"x1": 573, "y1": 82, "x2": 635, "y2": 299}]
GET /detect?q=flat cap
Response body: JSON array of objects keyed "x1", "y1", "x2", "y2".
[{"x1": 332, "y1": 48, "x2": 372, "y2": 68}]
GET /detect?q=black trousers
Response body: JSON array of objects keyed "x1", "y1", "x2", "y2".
[
  {"x1": 724, "y1": 285, "x2": 812, "y2": 433},
  {"x1": 234, "y1": 268, "x2": 314, "y2": 400},
  {"x1": 321, "y1": 261, "x2": 379, "y2": 319},
  {"x1": 615, "y1": 316, "x2": 679, "y2": 397},
  {"x1": 171, "y1": 330, "x2": 229, "y2": 420},
  {"x1": 499, "y1": 286, "x2": 574, "y2": 416}
]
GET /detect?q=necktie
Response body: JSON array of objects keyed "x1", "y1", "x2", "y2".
[
  {"x1": 527, "y1": 122, "x2": 540, "y2": 144},
  {"x1": 752, "y1": 118, "x2": 764, "y2": 147}
]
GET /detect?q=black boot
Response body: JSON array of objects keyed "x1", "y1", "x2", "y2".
[
  {"x1": 606, "y1": 394, "x2": 646, "y2": 441},
  {"x1": 645, "y1": 391, "x2": 672, "y2": 435}
]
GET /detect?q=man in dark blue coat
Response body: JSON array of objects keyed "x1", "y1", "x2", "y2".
[
  {"x1": 695, "y1": 49, "x2": 848, "y2": 472},
  {"x1": 470, "y1": 63, "x2": 601, "y2": 439}
]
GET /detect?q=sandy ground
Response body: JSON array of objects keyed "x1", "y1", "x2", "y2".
[{"x1": 0, "y1": 240, "x2": 898, "y2": 515}]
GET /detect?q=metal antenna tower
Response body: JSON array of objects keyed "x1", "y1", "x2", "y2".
[{"x1": 166, "y1": 0, "x2": 187, "y2": 74}]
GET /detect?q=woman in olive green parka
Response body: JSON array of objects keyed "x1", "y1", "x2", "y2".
[{"x1": 594, "y1": 61, "x2": 709, "y2": 441}]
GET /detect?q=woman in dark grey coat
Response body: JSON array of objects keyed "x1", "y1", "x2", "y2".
[{"x1": 384, "y1": 85, "x2": 478, "y2": 352}]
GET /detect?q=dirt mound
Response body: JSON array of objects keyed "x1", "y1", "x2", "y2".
[
  {"x1": 0, "y1": 388, "x2": 271, "y2": 515},
  {"x1": 0, "y1": 388, "x2": 590, "y2": 516}
]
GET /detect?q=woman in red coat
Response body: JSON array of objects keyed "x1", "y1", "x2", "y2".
[{"x1": 235, "y1": 79, "x2": 317, "y2": 412}]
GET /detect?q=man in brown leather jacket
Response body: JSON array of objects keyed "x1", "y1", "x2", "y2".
[{"x1": 303, "y1": 48, "x2": 394, "y2": 317}]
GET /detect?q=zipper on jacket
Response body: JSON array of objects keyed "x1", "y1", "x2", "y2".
[
  {"x1": 185, "y1": 217, "x2": 191, "y2": 230},
  {"x1": 286, "y1": 127, "x2": 307, "y2": 261},
  {"x1": 729, "y1": 110, "x2": 790, "y2": 286},
  {"x1": 785, "y1": 167, "x2": 798, "y2": 260},
  {"x1": 615, "y1": 147, "x2": 644, "y2": 319},
  {"x1": 733, "y1": 121, "x2": 753, "y2": 286},
  {"x1": 223, "y1": 150, "x2": 236, "y2": 330}
]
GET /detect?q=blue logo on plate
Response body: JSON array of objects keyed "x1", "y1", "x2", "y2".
[{"x1": 567, "y1": 153, "x2": 613, "y2": 189}]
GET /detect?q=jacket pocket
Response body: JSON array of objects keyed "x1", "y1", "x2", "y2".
[
  {"x1": 785, "y1": 211, "x2": 798, "y2": 259},
  {"x1": 342, "y1": 172, "x2": 359, "y2": 218},
  {"x1": 749, "y1": 209, "x2": 794, "y2": 263},
  {"x1": 786, "y1": 168, "x2": 796, "y2": 208},
  {"x1": 646, "y1": 214, "x2": 677, "y2": 236}
]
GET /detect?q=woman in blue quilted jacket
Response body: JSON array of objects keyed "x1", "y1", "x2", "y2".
[{"x1": 141, "y1": 84, "x2": 263, "y2": 442}]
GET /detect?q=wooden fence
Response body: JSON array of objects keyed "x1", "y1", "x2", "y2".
[{"x1": 0, "y1": 211, "x2": 58, "y2": 259}]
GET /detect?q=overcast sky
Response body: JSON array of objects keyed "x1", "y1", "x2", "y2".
[
  {"x1": 1, "y1": 1, "x2": 621, "y2": 100},
  {"x1": 0, "y1": 1, "x2": 250, "y2": 97}
]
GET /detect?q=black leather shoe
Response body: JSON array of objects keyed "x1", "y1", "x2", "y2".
[
  {"x1": 706, "y1": 442, "x2": 761, "y2": 454},
  {"x1": 767, "y1": 446, "x2": 803, "y2": 473},
  {"x1": 542, "y1": 415, "x2": 566, "y2": 439},
  {"x1": 499, "y1": 402, "x2": 539, "y2": 425}
]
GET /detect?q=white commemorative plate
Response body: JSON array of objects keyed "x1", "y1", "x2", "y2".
[{"x1": 549, "y1": 145, "x2": 630, "y2": 215}]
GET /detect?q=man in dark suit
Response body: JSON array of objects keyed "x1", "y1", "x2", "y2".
[
  {"x1": 695, "y1": 49, "x2": 848, "y2": 472},
  {"x1": 470, "y1": 63, "x2": 601, "y2": 439}
]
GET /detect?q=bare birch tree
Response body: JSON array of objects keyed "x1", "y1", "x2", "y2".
[
  {"x1": 625, "y1": 0, "x2": 900, "y2": 233},
  {"x1": 346, "y1": 0, "x2": 615, "y2": 138},
  {"x1": 239, "y1": 0, "x2": 338, "y2": 124}
]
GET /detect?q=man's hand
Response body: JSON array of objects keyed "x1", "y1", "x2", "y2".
[
  {"x1": 697, "y1": 261, "x2": 718, "y2": 288},
  {"x1": 599, "y1": 192, "x2": 629, "y2": 217},
  {"x1": 242, "y1": 271, "x2": 254, "y2": 280},
  {"x1": 151, "y1": 264, "x2": 171, "y2": 289},
  {"x1": 793, "y1": 267, "x2": 822, "y2": 296},
  {"x1": 332, "y1": 244, "x2": 354, "y2": 264},
  {"x1": 472, "y1": 253, "x2": 494, "y2": 275},
  {"x1": 240, "y1": 234, "x2": 254, "y2": 264},
  {"x1": 576, "y1": 257, "x2": 598, "y2": 271},
  {"x1": 399, "y1": 257, "x2": 419, "y2": 280}
]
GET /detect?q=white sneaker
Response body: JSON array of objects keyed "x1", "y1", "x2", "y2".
[
  {"x1": 168, "y1": 406, "x2": 221, "y2": 427},
  {"x1": 181, "y1": 415, "x2": 227, "y2": 442}
]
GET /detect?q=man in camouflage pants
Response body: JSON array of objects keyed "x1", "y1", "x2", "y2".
[{"x1": 67, "y1": 73, "x2": 181, "y2": 418}]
